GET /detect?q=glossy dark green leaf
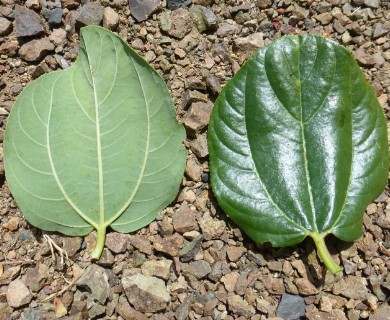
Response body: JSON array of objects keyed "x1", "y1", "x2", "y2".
[
  {"x1": 208, "y1": 35, "x2": 389, "y2": 273},
  {"x1": 4, "y1": 26, "x2": 186, "y2": 259}
]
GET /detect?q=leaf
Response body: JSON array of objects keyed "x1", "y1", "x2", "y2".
[
  {"x1": 4, "y1": 26, "x2": 186, "y2": 259},
  {"x1": 53, "y1": 298, "x2": 67, "y2": 318},
  {"x1": 208, "y1": 35, "x2": 389, "y2": 273}
]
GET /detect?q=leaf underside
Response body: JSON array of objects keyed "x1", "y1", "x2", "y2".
[
  {"x1": 208, "y1": 35, "x2": 388, "y2": 270},
  {"x1": 4, "y1": 26, "x2": 186, "y2": 258}
]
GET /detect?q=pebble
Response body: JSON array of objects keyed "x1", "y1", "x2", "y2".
[
  {"x1": 256, "y1": 0, "x2": 272, "y2": 9},
  {"x1": 227, "y1": 295, "x2": 256, "y2": 317},
  {"x1": 76, "y1": 264, "x2": 110, "y2": 304},
  {"x1": 49, "y1": 28, "x2": 67, "y2": 46},
  {"x1": 221, "y1": 271, "x2": 239, "y2": 292},
  {"x1": 182, "y1": 260, "x2": 211, "y2": 279},
  {"x1": 364, "y1": 0, "x2": 380, "y2": 8},
  {"x1": 153, "y1": 234, "x2": 184, "y2": 256},
  {"x1": 76, "y1": 2, "x2": 104, "y2": 26},
  {"x1": 315, "y1": 12, "x2": 333, "y2": 25},
  {"x1": 14, "y1": 4, "x2": 44, "y2": 38},
  {"x1": 189, "y1": 6, "x2": 205, "y2": 32},
  {"x1": 261, "y1": 275, "x2": 285, "y2": 295},
  {"x1": 175, "y1": 297, "x2": 192, "y2": 320},
  {"x1": 179, "y1": 234, "x2": 203, "y2": 262},
  {"x1": 105, "y1": 232, "x2": 129, "y2": 254},
  {"x1": 167, "y1": 0, "x2": 192, "y2": 10},
  {"x1": 332, "y1": 276, "x2": 369, "y2": 300},
  {"x1": 168, "y1": 8, "x2": 193, "y2": 39},
  {"x1": 6, "y1": 279, "x2": 32, "y2": 308},
  {"x1": 173, "y1": 204, "x2": 198, "y2": 234},
  {"x1": 369, "y1": 304, "x2": 390, "y2": 320},
  {"x1": 23, "y1": 264, "x2": 49, "y2": 293},
  {"x1": 226, "y1": 246, "x2": 246, "y2": 262},
  {"x1": 43, "y1": 8, "x2": 63, "y2": 27},
  {"x1": 184, "y1": 101, "x2": 212, "y2": 137},
  {"x1": 117, "y1": 296, "x2": 149, "y2": 320},
  {"x1": 233, "y1": 32, "x2": 264, "y2": 63},
  {"x1": 276, "y1": 293, "x2": 306, "y2": 320},
  {"x1": 129, "y1": 0, "x2": 159, "y2": 22},
  {"x1": 19, "y1": 38, "x2": 55, "y2": 62},
  {"x1": 201, "y1": 6, "x2": 218, "y2": 30},
  {"x1": 0, "y1": 17, "x2": 12, "y2": 36},
  {"x1": 103, "y1": 7, "x2": 120, "y2": 30},
  {"x1": 189, "y1": 133, "x2": 209, "y2": 158},
  {"x1": 294, "y1": 278, "x2": 319, "y2": 295},
  {"x1": 62, "y1": 237, "x2": 82, "y2": 257},
  {"x1": 373, "y1": 23, "x2": 389, "y2": 39},
  {"x1": 3, "y1": 216, "x2": 20, "y2": 231},
  {"x1": 198, "y1": 213, "x2": 226, "y2": 240},
  {"x1": 141, "y1": 259, "x2": 172, "y2": 280},
  {"x1": 122, "y1": 273, "x2": 170, "y2": 312},
  {"x1": 130, "y1": 235, "x2": 153, "y2": 254},
  {"x1": 217, "y1": 22, "x2": 237, "y2": 37}
]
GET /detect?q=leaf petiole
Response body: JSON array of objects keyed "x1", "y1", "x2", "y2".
[
  {"x1": 90, "y1": 227, "x2": 106, "y2": 260},
  {"x1": 309, "y1": 232, "x2": 342, "y2": 274}
]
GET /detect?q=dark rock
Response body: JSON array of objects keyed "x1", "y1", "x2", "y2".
[
  {"x1": 76, "y1": 264, "x2": 110, "y2": 304},
  {"x1": 129, "y1": 0, "x2": 160, "y2": 22},
  {"x1": 0, "y1": 17, "x2": 12, "y2": 36},
  {"x1": 276, "y1": 294, "x2": 306, "y2": 320},
  {"x1": 167, "y1": 0, "x2": 192, "y2": 10},
  {"x1": 96, "y1": 248, "x2": 115, "y2": 267},
  {"x1": 200, "y1": 6, "x2": 217, "y2": 30},
  {"x1": 116, "y1": 296, "x2": 149, "y2": 320},
  {"x1": 19, "y1": 38, "x2": 55, "y2": 62},
  {"x1": 44, "y1": 8, "x2": 63, "y2": 26},
  {"x1": 179, "y1": 234, "x2": 203, "y2": 262},
  {"x1": 14, "y1": 4, "x2": 44, "y2": 38},
  {"x1": 175, "y1": 296, "x2": 192, "y2": 320},
  {"x1": 209, "y1": 260, "x2": 229, "y2": 282},
  {"x1": 76, "y1": 2, "x2": 104, "y2": 26},
  {"x1": 373, "y1": 23, "x2": 389, "y2": 39},
  {"x1": 206, "y1": 75, "x2": 222, "y2": 94},
  {"x1": 122, "y1": 274, "x2": 170, "y2": 313},
  {"x1": 89, "y1": 304, "x2": 106, "y2": 318},
  {"x1": 24, "y1": 264, "x2": 49, "y2": 293}
]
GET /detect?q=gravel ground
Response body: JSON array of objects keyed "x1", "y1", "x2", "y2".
[{"x1": 0, "y1": 0, "x2": 390, "y2": 319}]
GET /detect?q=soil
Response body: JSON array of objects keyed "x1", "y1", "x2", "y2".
[{"x1": 0, "y1": 0, "x2": 390, "y2": 319}]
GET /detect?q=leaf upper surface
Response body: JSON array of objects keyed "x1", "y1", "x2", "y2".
[
  {"x1": 4, "y1": 27, "x2": 186, "y2": 247},
  {"x1": 208, "y1": 35, "x2": 389, "y2": 247}
]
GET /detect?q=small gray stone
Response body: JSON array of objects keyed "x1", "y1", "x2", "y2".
[
  {"x1": 200, "y1": 6, "x2": 217, "y2": 30},
  {"x1": 369, "y1": 304, "x2": 390, "y2": 320},
  {"x1": 24, "y1": 264, "x2": 49, "y2": 293},
  {"x1": 175, "y1": 296, "x2": 192, "y2": 320},
  {"x1": 167, "y1": 0, "x2": 192, "y2": 10},
  {"x1": 44, "y1": 8, "x2": 63, "y2": 26},
  {"x1": 122, "y1": 274, "x2": 170, "y2": 313},
  {"x1": 364, "y1": 0, "x2": 380, "y2": 8},
  {"x1": 276, "y1": 294, "x2": 306, "y2": 320},
  {"x1": 89, "y1": 304, "x2": 106, "y2": 318},
  {"x1": 0, "y1": 17, "x2": 12, "y2": 36},
  {"x1": 15, "y1": 4, "x2": 44, "y2": 38},
  {"x1": 129, "y1": 0, "x2": 160, "y2": 22},
  {"x1": 373, "y1": 23, "x2": 389, "y2": 39},
  {"x1": 217, "y1": 22, "x2": 237, "y2": 37},
  {"x1": 315, "y1": 12, "x2": 332, "y2": 25},
  {"x1": 20, "y1": 309, "x2": 45, "y2": 320},
  {"x1": 179, "y1": 234, "x2": 203, "y2": 262},
  {"x1": 76, "y1": 2, "x2": 104, "y2": 26},
  {"x1": 6, "y1": 279, "x2": 32, "y2": 308},
  {"x1": 76, "y1": 264, "x2": 110, "y2": 304}
]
